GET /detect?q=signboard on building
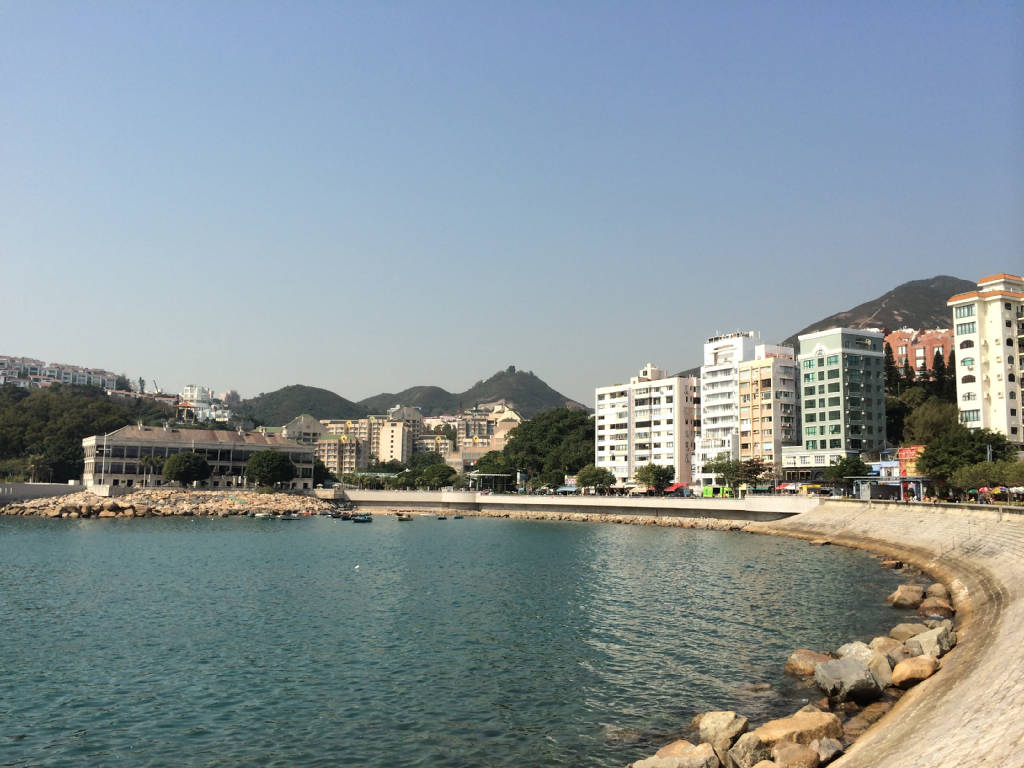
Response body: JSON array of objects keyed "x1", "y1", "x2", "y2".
[{"x1": 897, "y1": 445, "x2": 925, "y2": 477}]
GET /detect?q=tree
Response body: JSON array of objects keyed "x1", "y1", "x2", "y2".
[
  {"x1": 139, "y1": 454, "x2": 165, "y2": 487},
  {"x1": 27, "y1": 454, "x2": 51, "y2": 483},
  {"x1": 929, "y1": 350, "x2": 950, "y2": 401},
  {"x1": 408, "y1": 451, "x2": 445, "y2": 471},
  {"x1": 502, "y1": 408, "x2": 594, "y2": 481},
  {"x1": 245, "y1": 450, "x2": 296, "y2": 487},
  {"x1": 313, "y1": 458, "x2": 335, "y2": 486},
  {"x1": 917, "y1": 427, "x2": 1014, "y2": 487},
  {"x1": 115, "y1": 374, "x2": 132, "y2": 391},
  {"x1": 903, "y1": 397, "x2": 958, "y2": 445},
  {"x1": 162, "y1": 451, "x2": 212, "y2": 487},
  {"x1": 823, "y1": 455, "x2": 870, "y2": 492},
  {"x1": 474, "y1": 450, "x2": 512, "y2": 474},
  {"x1": 421, "y1": 463, "x2": 456, "y2": 489},
  {"x1": 883, "y1": 342, "x2": 899, "y2": 395},
  {"x1": 576, "y1": 464, "x2": 616, "y2": 492},
  {"x1": 739, "y1": 458, "x2": 773, "y2": 487},
  {"x1": 885, "y1": 396, "x2": 909, "y2": 447},
  {"x1": 900, "y1": 359, "x2": 916, "y2": 389},
  {"x1": 633, "y1": 463, "x2": 675, "y2": 494},
  {"x1": 704, "y1": 454, "x2": 744, "y2": 491}
]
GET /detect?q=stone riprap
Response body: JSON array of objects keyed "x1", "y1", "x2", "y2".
[
  {"x1": 0, "y1": 488, "x2": 339, "y2": 518},
  {"x1": 747, "y1": 500, "x2": 1024, "y2": 767}
]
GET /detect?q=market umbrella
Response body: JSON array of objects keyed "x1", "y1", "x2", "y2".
[{"x1": 967, "y1": 489, "x2": 979, "y2": 495}]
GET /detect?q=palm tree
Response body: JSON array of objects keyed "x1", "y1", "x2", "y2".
[{"x1": 139, "y1": 454, "x2": 165, "y2": 487}]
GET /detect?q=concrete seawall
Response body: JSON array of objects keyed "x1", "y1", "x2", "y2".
[
  {"x1": 749, "y1": 499, "x2": 1024, "y2": 768},
  {"x1": 334, "y1": 489, "x2": 817, "y2": 522}
]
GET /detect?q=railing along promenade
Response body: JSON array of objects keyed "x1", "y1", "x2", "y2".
[
  {"x1": 327, "y1": 488, "x2": 817, "y2": 522},
  {"x1": 749, "y1": 498, "x2": 1024, "y2": 768}
]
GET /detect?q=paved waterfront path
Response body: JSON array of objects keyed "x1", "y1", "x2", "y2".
[{"x1": 750, "y1": 500, "x2": 1024, "y2": 768}]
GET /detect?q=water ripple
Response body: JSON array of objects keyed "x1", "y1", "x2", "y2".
[{"x1": 0, "y1": 516, "x2": 916, "y2": 767}]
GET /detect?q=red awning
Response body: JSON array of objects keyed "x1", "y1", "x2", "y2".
[{"x1": 665, "y1": 482, "x2": 687, "y2": 492}]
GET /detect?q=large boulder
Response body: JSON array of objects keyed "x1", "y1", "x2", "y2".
[
  {"x1": 867, "y1": 652, "x2": 893, "y2": 690},
  {"x1": 698, "y1": 710, "x2": 748, "y2": 764},
  {"x1": 841, "y1": 700, "x2": 893, "y2": 741},
  {"x1": 728, "y1": 733, "x2": 772, "y2": 768},
  {"x1": 811, "y1": 737, "x2": 843, "y2": 765},
  {"x1": 869, "y1": 636, "x2": 913, "y2": 667},
  {"x1": 814, "y1": 658, "x2": 882, "y2": 704},
  {"x1": 772, "y1": 739, "x2": 820, "y2": 768},
  {"x1": 631, "y1": 742, "x2": 720, "y2": 768},
  {"x1": 750, "y1": 709, "x2": 843, "y2": 747},
  {"x1": 698, "y1": 710, "x2": 747, "y2": 762},
  {"x1": 836, "y1": 641, "x2": 874, "y2": 667},
  {"x1": 785, "y1": 650, "x2": 832, "y2": 676},
  {"x1": 97, "y1": 509, "x2": 118, "y2": 518},
  {"x1": 889, "y1": 623, "x2": 930, "y2": 642},
  {"x1": 917, "y1": 597, "x2": 954, "y2": 620},
  {"x1": 926, "y1": 583, "x2": 950, "y2": 601},
  {"x1": 892, "y1": 655, "x2": 939, "y2": 688},
  {"x1": 887, "y1": 584, "x2": 925, "y2": 609},
  {"x1": 906, "y1": 625, "x2": 956, "y2": 658},
  {"x1": 656, "y1": 740, "x2": 695, "y2": 757}
]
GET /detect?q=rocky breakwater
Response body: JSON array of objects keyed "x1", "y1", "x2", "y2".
[
  {"x1": 469, "y1": 507, "x2": 752, "y2": 531},
  {"x1": 626, "y1": 568, "x2": 959, "y2": 768},
  {"x1": 0, "y1": 488, "x2": 340, "y2": 518}
]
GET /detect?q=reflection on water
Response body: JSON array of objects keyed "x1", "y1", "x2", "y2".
[{"x1": 0, "y1": 516, "x2": 916, "y2": 767}]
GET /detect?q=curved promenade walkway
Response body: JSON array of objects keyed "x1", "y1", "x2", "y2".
[{"x1": 749, "y1": 500, "x2": 1024, "y2": 768}]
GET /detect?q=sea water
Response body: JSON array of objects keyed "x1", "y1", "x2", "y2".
[{"x1": 0, "y1": 515, "x2": 917, "y2": 767}]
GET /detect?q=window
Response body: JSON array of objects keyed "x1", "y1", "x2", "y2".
[
  {"x1": 1010, "y1": 374, "x2": 1017, "y2": 383},
  {"x1": 956, "y1": 322, "x2": 977, "y2": 335},
  {"x1": 826, "y1": 355, "x2": 839, "y2": 365},
  {"x1": 828, "y1": 411, "x2": 841, "y2": 421},
  {"x1": 802, "y1": 360, "x2": 814, "y2": 369},
  {"x1": 959, "y1": 339, "x2": 974, "y2": 349},
  {"x1": 1009, "y1": 338, "x2": 1016, "y2": 347},
  {"x1": 805, "y1": 413, "x2": 816, "y2": 422},
  {"x1": 829, "y1": 439, "x2": 841, "y2": 448},
  {"x1": 827, "y1": 383, "x2": 840, "y2": 392},
  {"x1": 959, "y1": 409, "x2": 980, "y2": 423},
  {"x1": 955, "y1": 305, "x2": 975, "y2": 319},
  {"x1": 961, "y1": 375, "x2": 976, "y2": 384},
  {"x1": 827, "y1": 369, "x2": 839, "y2": 379},
  {"x1": 961, "y1": 357, "x2": 975, "y2": 367},
  {"x1": 898, "y1": 346, "x2": 907, "y2": 354},
  {"x1": 962, "y1": 392, "x2": 977, "y2": 401},
  {"x1": 828, "y1": 396, "x2": 841, "y2": 406}
]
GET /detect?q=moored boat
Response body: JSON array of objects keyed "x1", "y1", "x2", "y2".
[{"x1": 352, "y1": 514, "x2": 373, "y2": 523}]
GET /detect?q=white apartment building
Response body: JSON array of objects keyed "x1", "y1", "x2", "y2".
[
  {"x1": 692, "y1": 331, "x2": 759, "y2": 485},
  {"x1": 947, "y1": 273, "x2": 1024, "y2": 448},
  {"x1": 594, "y1": 363, "x2": 698, "y2": 487}
]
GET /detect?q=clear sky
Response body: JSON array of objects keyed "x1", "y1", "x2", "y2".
[{"x1": 4, "y1": 2, "x2": 1022, "y2": 404}]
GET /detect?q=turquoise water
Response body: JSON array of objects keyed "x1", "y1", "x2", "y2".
[{"x1": 0, "y1": 516, "x2": 916, "y2": 767}]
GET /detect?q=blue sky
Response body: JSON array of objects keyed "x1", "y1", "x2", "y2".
[{"x1": 3, "y1": 2, "x2": 1021, "y2": 404}]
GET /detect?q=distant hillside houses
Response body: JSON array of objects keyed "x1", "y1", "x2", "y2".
[
  {"x1": 0, "y1": 355, "x2": 119, "y2": 390},
  {"x1": 264, "y1": 402, "x2": 524, "y2": 479}
]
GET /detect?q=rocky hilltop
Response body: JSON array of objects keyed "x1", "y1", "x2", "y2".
[{"x1": 1, "y1": 488, "x2": 339, "y2": 518}]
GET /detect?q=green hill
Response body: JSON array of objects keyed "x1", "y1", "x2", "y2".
[
  {"x1": 239, "y1": 384, "x2": 366, "y2": 426},
  {"x1": 359, "y1": 367, "x2": 587, "y2": 419}
]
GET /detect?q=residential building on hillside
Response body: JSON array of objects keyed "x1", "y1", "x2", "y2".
[
  {"x1": 692, "y1": 331, "x2": 760, "y2": 486},
  {"x1": 0, "y1": 356, "x2": 119, "y2": 389},
  {"x1": 82, "y1": 426, "x2": 314, "y2": 489},
  {"x1": 885, "y1": 328, "x2": 953, "y2": 372},
  {"x1": 316, "y1": 435, "x2": 364, "y2": 477},
  {"x1": 445, "y1": 405, "x2": 521, "y2": 472},
  {"x1": 281, "y1": 414, "x2": 325, "y2": 444},
  {"x1": 736, "y1": 346, "x2": 800, "y2": 475},
  {"x1": 947, "y1": 273, "x2": 1024, "y2": 448},
  {"x1": 781, "y1": 328, "x2": 887, "y2": 482},
  {"x1": 594, "y1": 363, "x2": 698, "y2": 487}
]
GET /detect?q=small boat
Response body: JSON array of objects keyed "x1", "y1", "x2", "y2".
[
  {"x1": 352, "y1": 514, "x2": 373, "y2": 523},
  {"x1": 279, "y1": 513, "x2": 300, "y2": 521},
  {"x1": 436, "y1": 515, "x2": 447, "y2": 520},
  {"x1": 397, "y1": 513, "x2": 414, "y2": 522},
  {"x1": 453, "y1": 514, "x2": 464, "y2": 519},
  {"x1": 253, "y1": 512, "x2": 272, "y2": 519}
]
